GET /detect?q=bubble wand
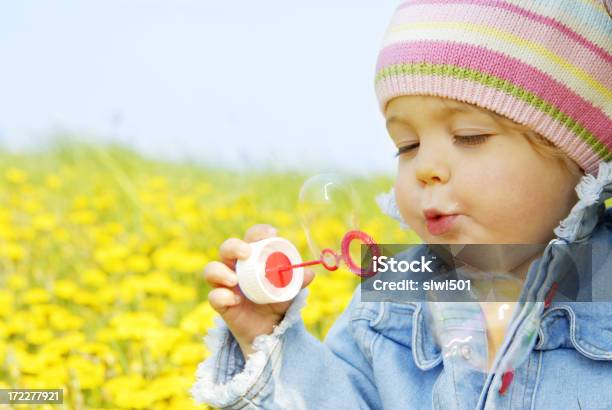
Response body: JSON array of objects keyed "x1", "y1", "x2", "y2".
[{"x1": 235, "y1": 175, "x2": 381, "y2": 304}]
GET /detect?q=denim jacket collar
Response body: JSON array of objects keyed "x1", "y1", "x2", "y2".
[
  {"x1": 535, "y1": 161, "x2": 612, "y2": 360},
  {"x1": 535, "y1": 302, "x2": 612, "y2": 360}
]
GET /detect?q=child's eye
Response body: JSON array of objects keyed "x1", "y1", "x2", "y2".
[
  {"x1": 394, "y1": 142, "x2": 419, "y2": 157},
  {"x1": 454, "y1": 134, "x2": 491, "y2": 145},
  {"x1": 394, "y1": 135, "x2": 492, "y2": 158}
]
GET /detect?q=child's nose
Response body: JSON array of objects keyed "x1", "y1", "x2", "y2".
[{"x1": 414, "y1": 149, "x2": 450, "y2": 185}]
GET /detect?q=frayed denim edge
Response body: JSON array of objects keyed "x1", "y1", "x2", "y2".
[
  {"x1": 191, "y1": 287, "x2": 310, "y2": 408},
  {"x1": 554, "y1": 161, "x2": 612, "y2": 242}
]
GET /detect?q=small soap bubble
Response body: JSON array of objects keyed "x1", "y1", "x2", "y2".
[{"x1": 298, "y1": 174, "x2": 361, "y2": 274}]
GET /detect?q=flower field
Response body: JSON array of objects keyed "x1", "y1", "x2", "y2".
[{"x1": 0, "y1": 143, "x2": 410, "y2": 409}]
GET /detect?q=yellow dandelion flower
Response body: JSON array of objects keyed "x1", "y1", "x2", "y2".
[
  {"x1": 118, "y1": 276, "x2": 142, "y2": 303},
  {"x1": 38, "y1": 363, "x2": 68, "y2": 386},
  {"x1": 73, "y1": 290, "x2": 108, "y2": 310},
  {"x1": 5, "y1": 167, "x2": 28, "y2": 184},
  {"x1": 152, "y1": 245, "x2": 182, "y2": 271},
  {"x1": 19, "y1": 376, "x2": 47, "y2": 389},
  {"x1": 22, "y1": 198, "x2": 43, "y2": 214},
  {"x1": 0, "y1": 290, "x2": 14, "y2": 317},
  {"x1": 81, "y1": 268, "x2": 106, "y2": 287},
  {"x1": 146, "y1": 374, "x2": 192, "y2": 402},
  {"x1": 54, "y1": 279, "x2": 80, "y2": 300},
  {"x1": 145, "y1": 327, "x2": 187, "y2": 359},
  {"x1": 103, "y1": 373, "x2": 145, "y2": 399},
  {"x1": 114, "y1": 388, "x2": 155, "y2": 409},
  {"x1": 95, "y1": 327, "x2": 119, "y2": 343},
  {"x1": 141, "y1": 297, "x2": 169, "y2": 316},
  {"x1": 94, "y1": 194, "x2": 117, "y2": 211},
  {"x1": 273, "y1": 210, "x2": 294, "y2": 228},
  {"x1": 25, "y1": 329, "x2": 54, "y2": 346},
  {"x1": 126, "y1": 254, "x2": 151, "y2": 273},
  {"x1": 32, "y1": 213, "x2": 57, "y2": 231},
  {"x1": 110, "y1": 311, "x2": 162, "y2": 340},
  {"x1": 2, "y1": 242, "x2": 26, "y2": 261},
  {"x1": 14, "y1": 348, "x2": 38, "y2": 374},
  {"x1": 140, "y1": 271, "x2": 173, "y2": 295},
  {"x1": 67, "y1": 355, "x2": 105, "y2": 389},
  {"x1": 167, "y1": 396, "x2": 204, "y2": 410},
  {"x1": 44, "y1": 174, "x2": 62, "y2": 190},
  {"x1": 179, "y1": 301, "x2": 217, "y2": 335},
  {"x1": 49, "y1": 309, "x2": 84, "y2": 331},
  {"x1": 5, "y1": 313, "x2": 28, "y2": 336},
  {"x1": 94, "y1": 244, "x2": 129, "y2": 273},
  {"x1": 78, "y1": 341, "x2": 113, "y2": 358},
  {"x1": 52, "y1": 227, "x2": 70, "y2": 242},
  {"x1": 38, "y1": 332, "x2": 86, "y2": 357},
  {"x1": 170, "y1": 342, "x2": 207, "y2": 366},
  {"x1": 148, "y1": 176, "x2": 168, "y2": 190},
  {"x1": 97, "y1": 287, "x2": 117, "y2": 306},
  {"x1": 103, "y1": 221, "x2": 124, "y2": 235},
  {"x1": 168, "y1": 285, "x2": 195, "y2": 302},
  {"x1": 69, "y1": 210, "x2": 97, "y2": 225},
  {"x1": 22, "y1": 287, "x2": 51, "y2": 305},
  {"x1": 175, "y1": 251, "x2": 207, "y2": 274},
  {"x1": 17, "y1": 226, "x2": 36, "y2": 241},
  {"x1": 72, "y1": 195, "x2": 89, "y2": 209},
  {"x1": 302, "y1": 304, "x2": 323, "y2": 328}
]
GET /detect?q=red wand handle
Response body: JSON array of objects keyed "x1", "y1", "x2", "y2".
[{"x1": 265, "y1": 259, "x2": 322, "y2": 274}]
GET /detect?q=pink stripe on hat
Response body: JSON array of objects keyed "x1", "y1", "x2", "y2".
[
  {"x1": 377, "y1": 41, "x2": 612, "y2": 144},
  {"x1": 388, "y1": 3, "x2": 611, "y2": 86}
]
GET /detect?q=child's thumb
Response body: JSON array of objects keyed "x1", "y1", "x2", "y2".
[
  {"x1": 244, "y1": 224, "x2": 277, "y2": 243},
  {"x1": 301, "y1": 268, "x2": 315, "y2": 289}
]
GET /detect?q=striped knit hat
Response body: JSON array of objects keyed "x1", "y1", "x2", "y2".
[{"x1": 375, "y1": 0, "x2": 612, "y2": 175}]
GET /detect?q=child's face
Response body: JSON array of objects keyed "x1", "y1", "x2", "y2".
[{"x1": 386, "y1": 95, "x2": 582, "y2": 244}]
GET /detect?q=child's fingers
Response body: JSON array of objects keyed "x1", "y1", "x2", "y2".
[
  {"x1": 217, "y1": 226, "x2": 277, "y2": 267},
  {"x1": 219, "y1": 237, "x2": 251, "y2": 267},
  {"x1": 244, "y1": 224, "x2": 277, "y2": 243},
  {"x1": 208, "y1": 287, "x2": 241, "y2": 314},
  {"x1": 203, "y1": 261, "x2": 239, "y2": 288}
]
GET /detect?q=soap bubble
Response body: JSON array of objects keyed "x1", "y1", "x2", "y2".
[
  {"x1": 298, "y1": 174, "x2": 358, "y2": 271},
  {"x1": 298, "y1": 174, "x2": 378, "y2": 275},
  {"x1": 424, "y1": 299, "x2": 542, "y2": 375}
]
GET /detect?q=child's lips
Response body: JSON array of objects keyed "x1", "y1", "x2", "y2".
[{"x1": 425, "y1": 214, "x2": 460, "y2": 236}]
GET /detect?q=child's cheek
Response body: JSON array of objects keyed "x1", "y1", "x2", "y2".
[
  {"x1": 459, "y1": 160, "x2": 532, "y2": 223},
  {"x1": 464, "y1": 159, "x2": 554, "y2": 242}
]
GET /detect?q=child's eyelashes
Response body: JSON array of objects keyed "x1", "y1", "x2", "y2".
[
  {"x1": 457, "y1": 134, "x2": 491, "y2": 146},
  {"x1": 394, "y1": 134, "x2": 492, "y2": 157},
  {"x1": 394, "y1": 142, "x2": 419, "y2": 157}
]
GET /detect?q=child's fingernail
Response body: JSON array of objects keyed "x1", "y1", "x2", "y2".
[
  {"x1": 226, "y1": 275, "x2": 238, "y2": 286},
  {"x1": 233, "y1": 295, "x2": 241, "y2": 304}
]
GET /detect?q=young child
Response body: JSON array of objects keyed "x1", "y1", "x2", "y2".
[{"x1": 192, "y1": 1, "x2": 612, "y2": 408}]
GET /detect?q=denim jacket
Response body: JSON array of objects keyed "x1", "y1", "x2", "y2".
[{"x1": 192, "y1": 161, "x2": 612, "y2": 410}]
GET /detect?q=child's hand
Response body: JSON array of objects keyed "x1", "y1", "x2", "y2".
[{"x1": 203, "y1": 224, "x2": 315, "y2": 357}]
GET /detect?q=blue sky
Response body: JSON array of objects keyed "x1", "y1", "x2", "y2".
[{"x1": 0, "y1": 1, "x2": 400, "y2": 175}]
